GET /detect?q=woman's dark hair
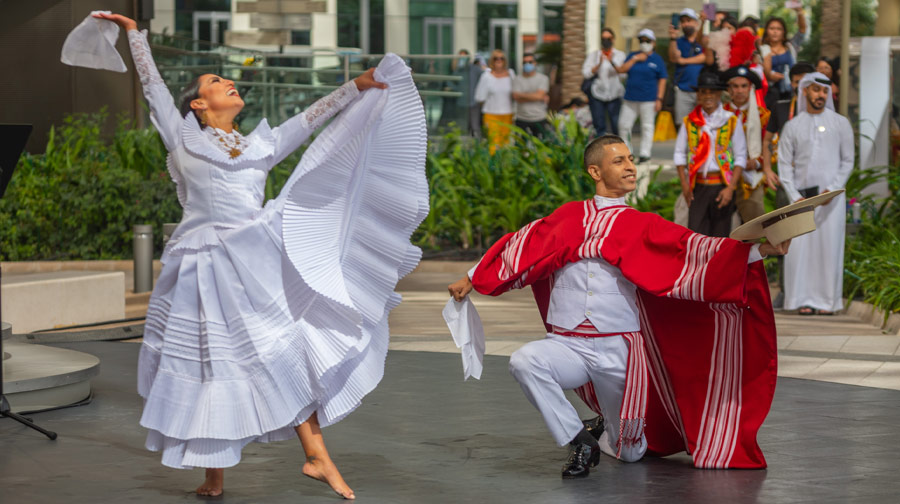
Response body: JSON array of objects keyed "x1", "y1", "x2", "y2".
[
  {"x1": 722, "y1": 16, "x2": 740, "y2": 30},
  {"x1": 601, "y1": 27, "x2": 615, "y2": 38},
  {"x1": 762, "y1": 17, "x2": 788, "y2": 46},
  {"x1": 178, "y1": 75, "x2": 204, "y2": 125},
  {"x1": 817, "y1": 56, "x2": 839, "y2": 72},
  {"x1": 740, "y1": 16, "x2": 759, "y2": 31},
  {"x1": 789, "y1": 61, "x2": 816, "y2": 80}
]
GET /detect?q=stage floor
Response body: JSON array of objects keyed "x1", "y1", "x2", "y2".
[{"x1": 2, "y1": 341, "x2": 899, "y2": 504}]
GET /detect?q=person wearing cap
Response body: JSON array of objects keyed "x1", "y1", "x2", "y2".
[
  {"x1": 446, "y1": 134, "x2": 790, "y2": 477},
  {"x1": 615, "y1": 28, "x2": 667, "y2": 163},
  {"x1": 674, "y1": 70, "x2": 747, "y2": 237},
  {"x1": 582, "y1": 27, "x2": 627, "y2": 136},
  {"x1": 723, "y1": 65, "x2": 771, "y2": 223},
  {"x1": 777, "y1": 72, "x2": 854, "y2": 315},
  {"x1": 668, "y1": 8, "x2": 706, "y2": 129}
]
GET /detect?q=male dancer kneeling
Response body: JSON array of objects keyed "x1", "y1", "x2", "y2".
[{"x1": 449, "y1": 135, "x2": 788, "y2": 477}]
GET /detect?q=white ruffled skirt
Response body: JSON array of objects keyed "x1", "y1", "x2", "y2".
[{"x1": 138, "y1": 54, "x2": 428, "y2": 469}]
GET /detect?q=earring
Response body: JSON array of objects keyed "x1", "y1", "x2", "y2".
[{"x1": 200, "y1": 110, "x2": 208, "y2": 126}]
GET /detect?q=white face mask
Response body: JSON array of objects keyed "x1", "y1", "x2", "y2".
[{"x1": 640, "y1": 42, "x2": 653, "y2": 53}]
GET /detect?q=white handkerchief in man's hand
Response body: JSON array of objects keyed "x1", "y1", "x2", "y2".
[
  {"x1": 61, "y1": 11, "x2": 127, "y2": 72},
  {"x1": 442, "y1": 297, "x2": 486, "y2": 381}
]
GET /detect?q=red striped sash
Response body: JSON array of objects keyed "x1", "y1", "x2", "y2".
[
  {"x1": 568, "y1": 322, "x2": 648, "y2": 459},
  {"x1": 551, "y1": 320, "x2": 623, "y2": 338}
]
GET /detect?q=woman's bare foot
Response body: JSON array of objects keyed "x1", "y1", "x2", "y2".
[
  {"x1": 196, "y1": 468, "x2": 224, "y2": 497},
  {"x1": 302, "y1": 455, "x2": 355, "y2": 500}
]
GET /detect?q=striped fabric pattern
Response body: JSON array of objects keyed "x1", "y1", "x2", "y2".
[
  {"x1": 667, "y1": 234, "x2": 725, "y2": 301},
  {"x1": 578, "y1": 201, "x2": 628, "y2": 259},
  {"x1": 693, "y1": 303, "x2": 745, "y2": 468},
  {"x1": 551, "y1": 320, "x2": 620, "y2": 337}
]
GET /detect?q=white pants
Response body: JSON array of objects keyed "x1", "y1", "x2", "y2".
[
  {"x1": 508, "y1": 334, "x2": 647, "y2": 463},
  {"x1": 674, "y1": 88, "x2": 697, "y2": 126},
  {"x1": 618, "y1": 100, "x2": 657, "y2": 159}
]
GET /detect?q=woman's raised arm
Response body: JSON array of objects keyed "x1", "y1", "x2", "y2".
[
  {"x1": 270, "y1": 68, "x2": 387, "y2": 164},
  {"x1": 93, "y1": 13, "x2": 182, "y2": 151}
]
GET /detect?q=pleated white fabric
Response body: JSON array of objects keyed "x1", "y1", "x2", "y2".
[{"x1": 139, "y1": 53, "x2": 428, "y2": 469}]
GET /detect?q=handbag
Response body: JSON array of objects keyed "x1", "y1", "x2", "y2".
[{"x1": 581, "y1": 75, "x2": 596, "y2": 97}]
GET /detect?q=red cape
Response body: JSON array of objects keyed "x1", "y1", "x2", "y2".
[{"x1": 472, "y1": 201, "x2": 776, "y2": 469}]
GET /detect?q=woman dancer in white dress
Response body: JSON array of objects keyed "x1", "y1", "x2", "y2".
[{"x1": 92, "y1": 13, "x2": 428, "y2": 499}]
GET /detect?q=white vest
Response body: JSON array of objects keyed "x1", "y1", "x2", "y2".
[
  {"x1": 546, "y1": 255, "x2": 641, "y2": 333},
  {"x1": 546, "y1": 195, "x2": 640, "y2": 333}
]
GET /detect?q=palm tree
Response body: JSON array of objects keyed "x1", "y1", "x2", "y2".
[
  {"x1": 561, "y1": 0, "x2": 587, "y2": 104},
  {"x1": 819, "y1": 0, "x2": 843, "y2": 58}
]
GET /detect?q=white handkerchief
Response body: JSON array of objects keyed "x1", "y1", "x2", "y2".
[
  {"x1": 61, "y1": 11, "x2": 127, "y2": 73},
  {"x1": 442, "y1": 297, "x2": 485, "y2": 381},
  {"x1": 742, "y1": 169, "x2": 764, "y2": 188}
]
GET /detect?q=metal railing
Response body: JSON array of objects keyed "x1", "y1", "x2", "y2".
[{"x1": 148, "y1": 33, "x2": 474, "y2": 134}]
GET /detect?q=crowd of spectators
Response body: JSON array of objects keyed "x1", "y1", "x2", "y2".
[{"x1": 457, "y1": 5, "x2": 839, "y2": 163}]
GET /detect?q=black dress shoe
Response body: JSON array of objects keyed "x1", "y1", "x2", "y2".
[
  {"x1": 582, "y1": 415, "x2": 605, "y2": 440},
  {"x1": 638, "y1": 156, "x2": 651, "y2": 164},
  {"x1": 561, "y1": 441, "x2": 601, "y2": 479}
]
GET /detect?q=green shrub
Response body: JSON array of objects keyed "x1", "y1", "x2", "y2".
[
  {"x1": 843, "y1": 166, "x2": 900, "y2": 324},
  {"x1": 417, "y1": 116, "x2": 679, "y2": 254},
  {"x1": 0, "y1": 110, "x2": 181, "y2": 260}
]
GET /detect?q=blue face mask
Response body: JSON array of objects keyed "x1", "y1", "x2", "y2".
[{"x1": 523, "y1": 62, "x2": 536, "y2": 73}]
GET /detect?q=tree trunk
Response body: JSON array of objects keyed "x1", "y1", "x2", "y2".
[
  {"x1": 819, "y1": 0, "x2": 843, "y2": 59},
  {"x1": 561, "y1": 0, "x2": 587, "y2": 104}
]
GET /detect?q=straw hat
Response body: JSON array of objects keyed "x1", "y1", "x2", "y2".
[{"x1": 730, "y1": 190, "x2": 844, "y2": 244}]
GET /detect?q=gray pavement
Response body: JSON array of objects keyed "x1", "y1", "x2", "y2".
[
  {"x1": 393, "y1": 263, "x2": 900, "y2": 392},
  {"x1": 2, "y1": 340, "x2": 900, "y2": 503}
]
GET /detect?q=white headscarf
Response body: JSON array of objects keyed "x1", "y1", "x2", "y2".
[
  {"x1": 797, "y1": 72, "x2": 835, "y2": 114},
  {"x1": 61, "y1": 12, "x2": 127, "y2": 72}
]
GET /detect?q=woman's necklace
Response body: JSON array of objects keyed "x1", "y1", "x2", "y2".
[{"x1": 210, "y1": 128, "x2": 246, "y2": 159}]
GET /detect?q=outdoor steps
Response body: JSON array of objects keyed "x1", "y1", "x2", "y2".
[
  {"x1": 1, "y1": 271, "x2": 124, "y2": 333},
  {"x1": 125, "y1": 290, "x2": 151, "y2": 319}
]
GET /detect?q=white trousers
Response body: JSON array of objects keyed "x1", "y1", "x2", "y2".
[
  {"x1": 508, "y1": 334, "x2": 647, "y2": 463},
  {"x1": 617, "y1": 100, "x2": 657, "y2": 159},
  {"x1": 674, "y1": 88, "x2": 697, "y2": 126}
]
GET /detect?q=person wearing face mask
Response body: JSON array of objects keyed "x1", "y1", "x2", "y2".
[
  {"x1": 778, "y1": 73, "x2": 853, "y2": 316},
  {"x1": 615, "y1": 29, "x2": 667, "y2": 163},
  {"x1": 668, "y1": 8, "x2": 706, "y2": 129},
  {"x1": 581, "y1": 27, "x2": 626, "y2": 136},
  {"x1": 512, "y1": 53, "x2": 551, "y2": 138}
]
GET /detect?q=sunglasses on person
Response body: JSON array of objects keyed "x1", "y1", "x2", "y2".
[{"x1": 492, "y1": 56, "x2": 506, "y2": 61}]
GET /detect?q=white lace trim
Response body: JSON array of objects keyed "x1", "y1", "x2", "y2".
[
  {"x1": 127, "y1": 29, "x2": 164, "y2": 87},
  {"x1": 302, "y1": 81, "x2": 359, "y2": 130}
]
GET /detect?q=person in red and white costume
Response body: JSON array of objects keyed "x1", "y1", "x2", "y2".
[{"x1": 448, "y1": 135, "x2": 789, "y2": 478}]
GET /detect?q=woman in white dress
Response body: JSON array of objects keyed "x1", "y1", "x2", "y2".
[{"x1": 92, "y1": 13, "x2": 428, "y2": 499}]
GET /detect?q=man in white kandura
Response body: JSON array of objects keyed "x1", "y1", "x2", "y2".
[{"x1": 777, "y1": 72, "x2": 854, "y2": 315}]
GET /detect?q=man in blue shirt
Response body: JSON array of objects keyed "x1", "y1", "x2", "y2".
[
  {"x1": 668, "y1": 8, "x2": 706, "y2": 127},
  {"x1": 614, "y1": 28, "x2": 668, "y2": 163}
]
